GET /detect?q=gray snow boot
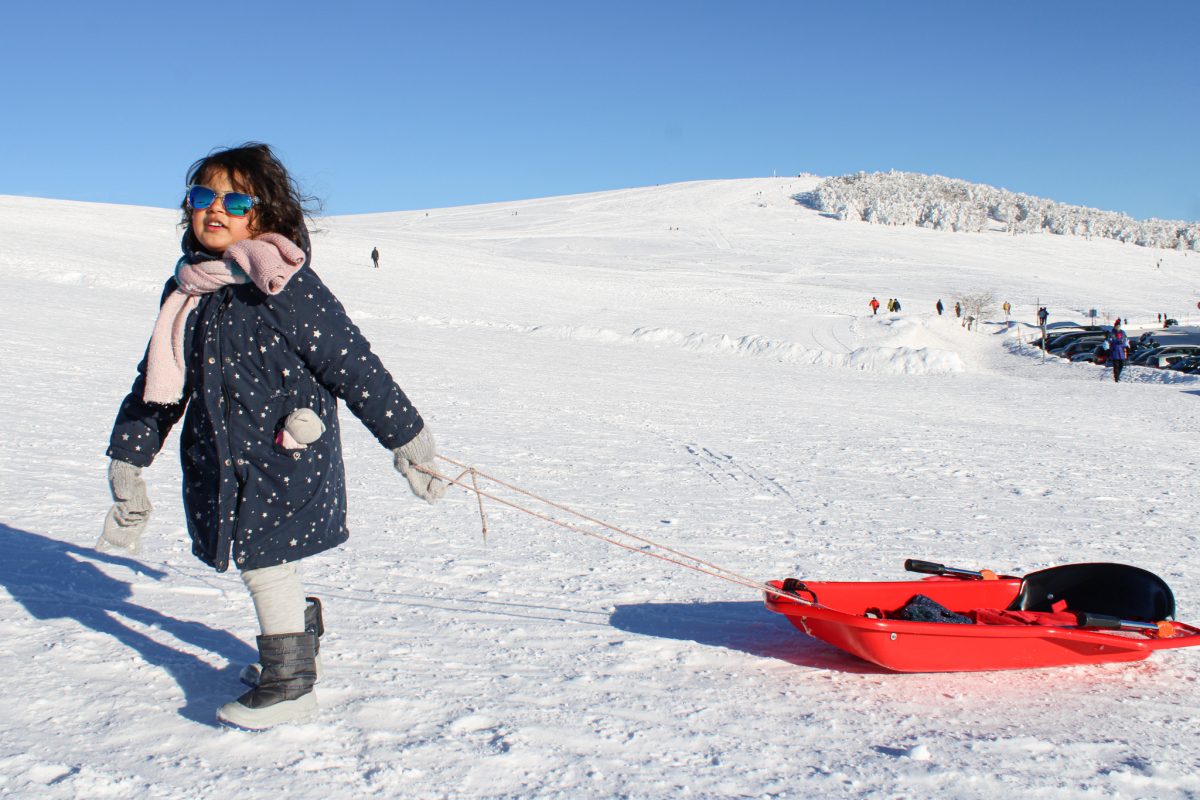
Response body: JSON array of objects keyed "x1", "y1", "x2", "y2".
[
  {"x1": 239, "y1": 596, "x2": 324, "y2": 687},
  {"x1": 217, "y1": 631, "x2": 318, "y2": 730}
]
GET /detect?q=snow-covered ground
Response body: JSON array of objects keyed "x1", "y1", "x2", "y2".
[{"x1": 1, "y1": 177, "x2": 1198, "y2": 798}]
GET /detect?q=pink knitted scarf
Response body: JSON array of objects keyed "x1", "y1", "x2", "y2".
[{"x1": 143, "y1": 233, "x2": 306, "y2": 404}]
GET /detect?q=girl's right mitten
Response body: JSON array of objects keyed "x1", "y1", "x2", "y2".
[{"x1": 98, "y1": 459, "x2": 153, "y2": 553}]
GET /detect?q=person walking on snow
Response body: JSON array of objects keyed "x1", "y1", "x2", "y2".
[
  {"x1": 100, "y1": 143, "x2": 448, "y2": 730},
  {"x1": 954, "y1": 301, "x2": 961, "y2": 319},
  {"x1": 936, "y1": 299, "x2": 944, "y2": 315},
  {"x1": 1002, "y1": 301, "x2": 1011, "y2": 321},
  {"x1": 869, "y1": 297, "x2": 880, "y2": 315},
  {"x1": 370, "y1": 246, "x2": 380, "y2": 269},
  {"x1": 1108, "y1": 318, "x2": 1129, "y2": 382}
]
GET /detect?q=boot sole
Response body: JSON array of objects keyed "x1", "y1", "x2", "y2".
[{"x1": 216, "y1": 691, "x2": 318, "y2": 730}]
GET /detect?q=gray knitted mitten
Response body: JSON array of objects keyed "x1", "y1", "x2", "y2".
[
  {"x1": 278, "y1": 408, "x2": 325, "y2": 449},
  {"x1": 392, "y1": 427, "x2": 447, "y2": 503},
  {"x1": 98, "y1": 460, "x2": 152, "y2": 553}
]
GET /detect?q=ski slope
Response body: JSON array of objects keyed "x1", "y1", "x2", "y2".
[{"x1": 1, "y1": 178, "x2": 1199, "y2": 798}]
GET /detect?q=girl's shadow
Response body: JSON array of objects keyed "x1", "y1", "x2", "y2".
[
  {"x1": 0, "y1": 523, "x2": 256, "y2": 726},
  {"x1": 609, "y1": 599, "x2": 883, "y2": 673}
]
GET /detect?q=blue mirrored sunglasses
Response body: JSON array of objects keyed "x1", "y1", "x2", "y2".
[{"x1": 186, "y1": 185, "x2": 260, "y2": 217}]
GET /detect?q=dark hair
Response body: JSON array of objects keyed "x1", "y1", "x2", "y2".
[{"x1": 181, "y1": 142, "x2": 320, "y2": 245}]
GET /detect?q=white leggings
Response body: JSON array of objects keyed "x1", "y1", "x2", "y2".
[{"x1": 240, "y1": 563, "x2": 307, "y2": 635}]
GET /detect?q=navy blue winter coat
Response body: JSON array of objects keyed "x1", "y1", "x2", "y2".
[{"x1": 108, "y1": 230, "x2": 425, "y2": 572}]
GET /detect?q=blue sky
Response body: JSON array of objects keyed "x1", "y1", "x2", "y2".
[{"x1": 2, "y1": 1, "x2": 1196, "y2": 220}]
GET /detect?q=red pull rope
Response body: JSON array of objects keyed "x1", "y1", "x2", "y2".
[{"x1": 416, "y1": 455, "x2": 811, "y2": 605}]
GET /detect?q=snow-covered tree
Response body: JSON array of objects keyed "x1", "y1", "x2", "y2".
[
  {"x1": 810, "y1": 171, "x2": 1198, "y2": 251},
  {"x1": 955, "y1": 290, "x2": 997, "y2": 331}
]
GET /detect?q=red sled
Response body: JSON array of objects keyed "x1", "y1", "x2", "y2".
[{"x1": 764, "y1": 560, "x2": 1200, "y2": 672}]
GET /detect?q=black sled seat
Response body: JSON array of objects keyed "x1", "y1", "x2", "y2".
[{"x1": 1007, "y1": 563, "x2": 1175, "y2": 622}]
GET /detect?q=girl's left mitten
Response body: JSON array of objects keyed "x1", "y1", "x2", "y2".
[
  {"x1": 392, "y1": 426, "x2": 447, "y2": 503},
  {"x1": 98, "y1": 459, "x2": 153, "y2": 553}
]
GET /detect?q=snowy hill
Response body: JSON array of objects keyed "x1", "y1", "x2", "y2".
[{"x1": 1, "y1": 179, "x2": 1199, "y2": 798}]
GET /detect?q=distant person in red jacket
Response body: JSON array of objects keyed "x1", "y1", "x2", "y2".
[
  {"x1": 869, "y1": 297, "x2": 880, "y2": 315},
  {"x1": 1108, "y1": 318, "x2": 1129, "y2": 382}
]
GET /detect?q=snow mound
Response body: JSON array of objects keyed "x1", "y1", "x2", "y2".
[
  {"x1": 630, "y1": 326, "x2": 963, "y2": 374},
  {"x1": 411, "y1": 317, "x2": 965, "y2": 374},
  {"x1": 843, "y1": 344, "x2": 964, "y2": 374}
]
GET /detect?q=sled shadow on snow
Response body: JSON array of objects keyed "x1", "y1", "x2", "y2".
[
  {"x1": 0, "y1": 523, "x2": 256, "y2": 726},
  {"x1": 609, "y1": 600, "x2": 883, "y2": 674}
]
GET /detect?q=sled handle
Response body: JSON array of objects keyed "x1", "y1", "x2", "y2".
[
  {"x1": 904, "y1": 559, "x2": 998, "y2": 580},
  {"x1": 781, "y1": 578, "x2": 818, "y2": 603},
  {"x1": 1075, "y1": 612, "x2": 1176, "y2": 638}
]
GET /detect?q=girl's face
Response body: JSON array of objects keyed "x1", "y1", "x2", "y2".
[{"x1": 191, "y1": 170, "x2": 256, "y2": 254}]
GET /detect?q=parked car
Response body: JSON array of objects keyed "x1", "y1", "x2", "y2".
[
  {"x1": 1128, "y1": 333, "x2": 1160, "y2": 359},
  {"x1": 1030, "y1": 327, "x2": 1089, "y2": 349},
  {"x1": 1167, "y1": 356, "x2": 1200, "y2": 374},
  {"x1": 1131, "y1": 346, "x2": 1174, "y2": 367},
  {"x1": 1132, "y1": 345, "x2": 1200, "y2": 368},
  {"x1": 1057, "y1": 336, "x2": 1108, "y2": 359},
  {"x1": 1136, "y1": 332, "x2": 1160, "y2": 348},
  {"x1": 1031, "y1": 330, "x2": 1079, "y2": 349},
  {"x1": 1155, "y1": 347, "x2": 1200, "y2": 368},
  {"x1": 1044, "y1": 328, "x2": 1105, "y2": 351},
  {"x1": 1069, "y1": 345, "x2": 1106, "y2": 363}
]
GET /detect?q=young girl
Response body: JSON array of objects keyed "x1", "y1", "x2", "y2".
[{"x1": 100, "y1": 143, "x2": 446, "y2": 729}]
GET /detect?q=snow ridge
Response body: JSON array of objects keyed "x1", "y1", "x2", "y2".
[{"x1": 413, "y1": 316, "x2": 966, "y2": 374}]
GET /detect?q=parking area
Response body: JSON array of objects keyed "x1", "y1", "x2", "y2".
[{"x1": 1033, "y1": 324, "x2": 1200, "y2": 374}]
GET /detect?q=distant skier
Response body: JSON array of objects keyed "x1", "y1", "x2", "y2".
[
  {"x1": 936, "y1": 299, "x2": 944, "y2": 316},
  {"x1": 869, "y1": 297, "x2": 880, "y2": 315},
  {"x1": 954, "y1": 302, "x2": 961, "y2": 319},
  {"x1": 1037, "y1": 306, "x2": 1049, "y2": 328},
  {"x1": 370, "y1": 246, "x2": 380, "y2": 269},
  {"x1": 893, "y1": 298, "x2": 902, "y2": 312},
  {"x1": 1002, "y1": 301, "x2": 1011, "y2": 321}
]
